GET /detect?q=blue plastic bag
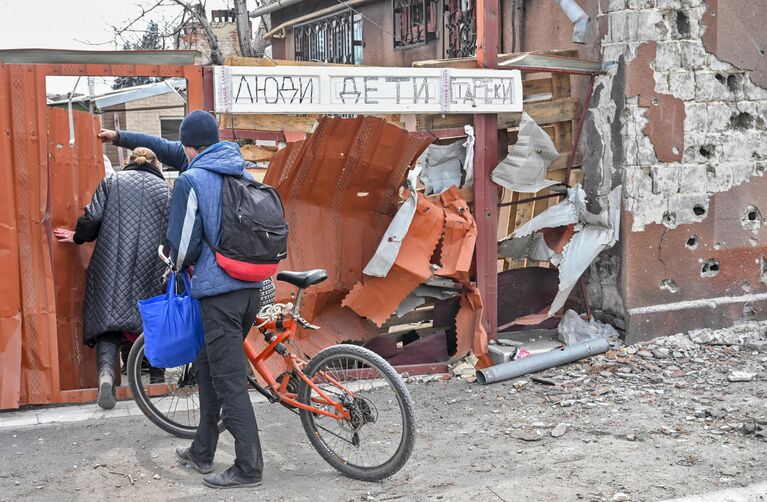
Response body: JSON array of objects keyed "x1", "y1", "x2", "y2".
[{"x1": 138, "y1": 272, "x2": 204, "y2": 368}]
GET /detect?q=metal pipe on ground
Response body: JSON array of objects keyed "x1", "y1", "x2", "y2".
[{"x1": 476, "y1": 337, "x2": 609, "y2": 385}]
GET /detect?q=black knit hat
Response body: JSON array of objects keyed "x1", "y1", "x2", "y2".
[{"x1": 179, "y1": 110, "x2": 220, "y2": 147}]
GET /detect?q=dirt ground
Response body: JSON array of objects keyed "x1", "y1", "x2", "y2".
[{"x1": 1, "y1": 328, "x2": 766, "y2": 502}]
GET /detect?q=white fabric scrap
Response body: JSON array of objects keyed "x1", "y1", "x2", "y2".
[
  {"x1": 362, "y1": 167, "x2": 421, "y2": 278},
  {"x1": 491, "y1": 112, "x2": 560, "y2": 193}
]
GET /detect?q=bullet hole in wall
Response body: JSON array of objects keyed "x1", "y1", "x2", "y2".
[
  {"x1": 659, "y1": 279, "x2": 679, "y2": 293},
  {"x1": 701, "y1": 259, "x2": 720, "y2": 278}
]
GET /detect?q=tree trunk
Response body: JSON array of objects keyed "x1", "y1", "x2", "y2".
[
  {"x1": 234, "y1": 0, "x2": 256, "y2": 58},
  {"x1": 252, "y1": 12, "x2": 272, "y2": 57}
]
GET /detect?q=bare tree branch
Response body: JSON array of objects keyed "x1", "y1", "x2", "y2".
[
  {"x1": 108, "y1": 0, "x2": 166, "y2": 46},
  {"x1": 169, "y1": 0, "x2": 225, "y2": 64}
]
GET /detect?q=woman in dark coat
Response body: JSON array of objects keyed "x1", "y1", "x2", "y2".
[{"x1": 54, "y1": 147, "x2": 170, "y2": 409}]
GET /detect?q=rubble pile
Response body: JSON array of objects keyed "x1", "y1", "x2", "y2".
[{"x1": 453, "y1": 323, "x2": 767, "y2": 441}]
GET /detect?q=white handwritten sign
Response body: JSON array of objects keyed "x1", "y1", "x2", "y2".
[{"x1": 214, "y1": 66, "x2": 523, "y2": 114}]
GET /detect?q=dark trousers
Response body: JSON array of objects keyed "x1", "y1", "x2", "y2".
[{"x1": 190, "y1": 287, "x2": 263, "y2": 480}]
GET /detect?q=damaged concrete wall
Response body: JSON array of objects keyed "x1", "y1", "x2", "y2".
[{"x1": 585, "y1": 0, "x2": 767, "y2": 340}]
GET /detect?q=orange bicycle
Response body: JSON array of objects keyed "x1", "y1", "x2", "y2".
[{"x1": 127, "y1": 269, "x2": 416, "y2": 481}]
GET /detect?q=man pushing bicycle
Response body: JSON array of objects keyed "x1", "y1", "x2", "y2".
[{"x1": 99, "y1": 111, "x2": 268, "y2": 489}]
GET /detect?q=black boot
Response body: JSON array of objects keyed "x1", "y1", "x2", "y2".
[
  {"x1": 96, "y1": 333, "x2": 120, "y2": 409},
  {"x1": 149, "y1": 366, "x2": 165, "y2": 384},
  {"x1": 120, "y1": 341, "x2": 131, "y2": 376}
]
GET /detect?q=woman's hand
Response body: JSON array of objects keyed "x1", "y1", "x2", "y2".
[{"x1": 53, "y1": 228, "x2": 76, "y2": 243}]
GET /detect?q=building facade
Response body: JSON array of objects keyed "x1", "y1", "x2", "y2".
[{"x1": 265, "y1": 0, "x2": 767, "y2": 341}]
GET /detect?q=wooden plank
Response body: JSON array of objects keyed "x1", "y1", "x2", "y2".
[
  {"x1": 220, "y1": 113, "x2": 404, "y2": 133},
  {"x1": 220, "y1": 113, "x2": 320, "y2": 132},
  {"x1": 240, "y1": 144, "x2": 277, "y2": 162},
  {"x1": 416, "y1": 97, "x2": 579, "y2": 131},
  {"x1": 550, "y1": 73, "x2": 571, "y2": 99},
  {"x1": 523, "y1": 77, "x2": 553, "y2": 97},
  {"x1": 548, "y1": 151, "x2": 582, "y2": 172}
]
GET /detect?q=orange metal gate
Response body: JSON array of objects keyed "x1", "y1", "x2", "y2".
[{"x1": 0, "y1": 60, "x2": 203, "y2": 409}]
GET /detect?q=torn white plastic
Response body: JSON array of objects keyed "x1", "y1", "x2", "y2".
[
  {"x1": 420, "y1": 140, "x2": 465, "y2": 195},
  {"x1": 511, "y1": 184, "x2": 587, "y2": 239},
  {"x1": 548, "y1": 185, "x2": 622, "y2": 316},
  {"x1": 491, "y1": 112, "x2": 560, "y2": 193},
  {"x1": 498, "y1": 233, "x2": 559, "y2": 264},
  {"x1": 362, "y1": 167, "x2": 421, "y2": 278},
  {"x1": 462, "y1": 125, "x2": 475, "y2": 187}
]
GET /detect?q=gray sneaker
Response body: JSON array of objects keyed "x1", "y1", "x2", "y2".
[
  {"x1": 175, "y1": 446, "x2": 214, "y2": 474},
  {"x1": 202, "y1": 467, "x2": 262, "y2": 489}
]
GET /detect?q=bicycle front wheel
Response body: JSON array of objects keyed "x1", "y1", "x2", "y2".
[
  {"x1": 297, "y1": 344, "x2": 416, "y2": 482},
  {"x1": 127, "y1": 334, "x2": 224, "y2": 439}
]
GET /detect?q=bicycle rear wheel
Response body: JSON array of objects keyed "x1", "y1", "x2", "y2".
[
  {"x1": 297, "y1": 344, "x2": 416, "y2": 482},
  {"x1": 127, "y1": 334, "x2": 224, "y2": 439}
]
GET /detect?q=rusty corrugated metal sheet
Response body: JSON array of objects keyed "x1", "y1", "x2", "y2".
[
  {"x1": 0, "y1": 63, "x2": 24, "y2": 409},
  {"x1": 252, "y1": 116, "x2": 431, "y2": 369},
  {"x1": 49, "y1": 107, "x2": 102, "y2": 391},
  {"x1": 344, "y1": 185, "x2": 492, "y2": 367},
  {"x1": 343, "y1": 193, "x2": 445, "y2": 325},
  {"x1": 3, "y1": 64, "x2": 61, "y2": 406},
  {"x1": 0, "y1": 67, "x2": 109, "y2": 408}
]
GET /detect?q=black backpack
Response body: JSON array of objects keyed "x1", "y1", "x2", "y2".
[{"x1": 205, "y1": 175, "x2": 288, "y2": 282}]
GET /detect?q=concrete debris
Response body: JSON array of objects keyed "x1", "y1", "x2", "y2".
[
  {"x1": 745, "y1": 340, "x2": 767, "y2": 353},
  {"x1": 491, "y1": 112, "x2": 560, "y2": 193},
  {"x1": 449, "y1": 355, "x2": 479, "y2": 382},
  {"x1": 551, "y1": 423, "x2": 568, "y2": 438},
  {"x1": 727, "y1": 371, "x2": 756, "y2": 383},
  {"x1": 689, "y1": 325, "x2": 760, "y2": 346},
  {"x1": 515, "y1": 430, "x2": 544, "y2": 442},
  {"x1": 611, "y1": 493, "x2": 631, "y2": 502},
  {"x1": 488, "y1": 344, "x2": 519, "y2": 365}
]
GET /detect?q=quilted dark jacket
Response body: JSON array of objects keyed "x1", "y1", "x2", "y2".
[{"x1": 74, "y1": 168, "x2": 170, "y2": 345}]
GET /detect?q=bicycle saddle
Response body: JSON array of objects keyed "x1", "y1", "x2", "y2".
[{"x1": 277, "y1": 269, "x2": 328, "y2": 289}]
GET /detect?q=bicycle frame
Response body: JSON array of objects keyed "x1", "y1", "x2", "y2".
[{"x1": 243, "y1": 316, "x2": 353, "y2": 421}]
